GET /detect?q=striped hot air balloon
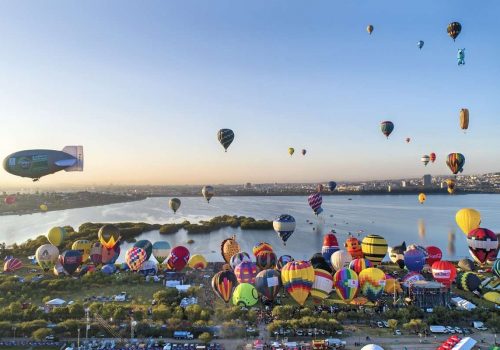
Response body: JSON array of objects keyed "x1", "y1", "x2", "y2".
[
  {"x1": 230, "y1": 252, "x2": 252, "y2": 270},
  {"x1": 358, "y1": 267, "x2": 386, "y2": 302},
  {"x1": 447, "y1": 153, "x2": 465, "y2": 175},
  {"x1": 361, "y1": 235, "x2": 388, "y2": 266},
  {"x1": 252, "y1": 242, "x2": 273, "y2": 257},
  {"x1": 345, "y1": 236, "x2": 363, "y2": 259},
  {"x1": 310, "y1": 268, "x2": 333, "y2": 301},
  {"x1": 493, "y1": 259, "x2": 500, "y2": 278},
  {"x1": 3, "y1": 258, "x2": 23, "y2": 272},
  {"x1": 255, "y1": 251, "x2": 277, "y2": 271},
  {"x1": 281, "y1": 260, "x2": 315, "y2": 306},
  {"x1": 188, "y1": 254, "x2": 208, "y2": 270},
  {"x1": 255, "y1": 269, "x2": 281, "y2": 301},
  {"x1": 308, "y1": 192, "x2": 323, "y2": 215},
  {"x1": 234, "y1": 261, "x2": 258, "y2": 284},
  {"x1": 217, "y1": 128, "x2": 235, "y2": 152},
  {"x1": 349, "y1": 258, "x2": 373, "y2": 275},
  {"x1": 333, "y1": 268, "x2": 359, "y2": 302},
  {"x1": 276, "y1": 255, "x2": 294, "y2": 271},
  {"x1": 467, "y1": 228, "x2": 498, "y2": 265},
  {"x1": 273, "y1": 215, "x2": 296, "y2": 245},
  {"x1": 456, "y1": 272, "x2": 481, "y2": 292},
  {"x1": 125, "y1": 247, "x2": 147, "y2": 271},
  {"x1": 212, "y1": 270, "x2": 237, "y2": 303}
]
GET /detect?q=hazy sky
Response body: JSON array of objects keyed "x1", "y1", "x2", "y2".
[{"x1": 0, "y1": 1, "x2": 499, "y2": 187}]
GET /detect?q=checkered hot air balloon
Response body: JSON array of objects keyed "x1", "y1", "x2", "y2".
[
  {"x1": 467, "y1": 228, "x2": 498, "y2": 265},
  {"x1": 334, "y1": 268, "x2": 359, "y2": 302},
  {"x1": 308, "y1": 193, "x2": 323, "y2": 215},
  {"x1": 273, "y1": 215, "x2": 296, "y2": 245},
  {"x1": 125, "y1": 247, "x2": 147, "y2": 271},
  {"x1": 234, "y1": 261, "x2": 258, "y2": 284}
]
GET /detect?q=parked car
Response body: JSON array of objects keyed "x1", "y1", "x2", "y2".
[
  {"x1": 394, "y1": 329, "x2": 402, "y2": 336},
  {"x1": 377, "y1": 321, "x2": 384, "y2": 328}
]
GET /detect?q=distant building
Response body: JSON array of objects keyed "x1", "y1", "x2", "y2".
[
  {"x1": 244, "y1": 183, "x2": 252, "y2": 189},
  {"x1": 423, "y1": 174, "x2": 432, "y2": 187},
  {"x1": 401, "y1": 181, "x2": 407, "y2": 188}
]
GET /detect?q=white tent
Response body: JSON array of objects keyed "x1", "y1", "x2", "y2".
[
  {"x1": 46, "y1": 298, "x2": 66, "y2": 306},
  {"x1": 451, "y1": 337, "x2": 477, "y2": 350}
]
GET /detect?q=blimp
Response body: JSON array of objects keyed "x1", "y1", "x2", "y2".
[{"x1": 3, "y1": 146, "x2": 83, "y2": 181}]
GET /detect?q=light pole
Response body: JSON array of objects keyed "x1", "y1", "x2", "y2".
[
  {"x1": 12, "y1": 326, "x2": 16, "y2": 341},
  {"x1": 85, "y1": 308, "x2": 90, "y2": 341},
  {"x1": 77, "y1": 328, "x2": 80, "y2": 349}
]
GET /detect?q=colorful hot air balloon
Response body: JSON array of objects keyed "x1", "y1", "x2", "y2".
[
  {"x1": 467, "y1": 228, "x2": 498, "y2": 265},
  {"x1": 202, "y1": 185, "x2": 215, "y2": 203},
  {"x1": 380, "y1": 121, "x2": 394, "y2": 138},
  {"x1": 276, "y1": 255, "x2": 294, "y2": 271},
  {"x1": 322, "y1": 232, "x2": 339, "y2": 262},
  {"x1": 308, "y1": 192, "x2": 323, "y2": 215},
  {"x1": 217, "y1": 128, "x2": 234, "y2": 152},
  {"x1": 431, "y1": 261, "x2": 456, "y2": 287},
  {"x1": 456, "y1": 272, "x2": 481, "y2": 292},
  {"x1": 221, "y1": 236, "x2": 241, "y2": 263},
  {"x1": 139, "y1": 260, "x2": 158, "y2": 276},
  {"x1": 404, "y1": 249, "x2": 426, "y2": 272},
  {"x1": 361, "y1": 235, "x2": 388, "y2": 266},
  {"x1": 288, "y1": 148, "x2": 295, "y2": 156},
  {"x1": 417, "y1": 40, "x2": 424, "y2": 49},
  {"x1": 421, "y1": 155, "x2": 430, "y2": 166},
  {"x1": 167, "y1": 246, "x2": 190, "y2": 271},
  {"x1": 358, "y1": 268, "x2": 386, "y2": 302},
  {"x1": 425, "y1": 246, "x2": 442, "y2": 266},
  {"x1": 402, "y1": 272, "x2": 425, "y2": 286},
  {"x1": 330, "y1": 250, "x2": 353, "y2": 272},
  {"x1": 301, "y1": 149, "x2": 307, "y2": 156},
  {"x1": 89, "y1": 242, "x2": 103, "y2": 265},
  {"x1": 328, "y1": 181, "x2": 337, "y2": 191},
  {"x1": 36, "y1": 244, "x2": 59, "y2": 271},
  {"x1": 255, "y1": 269, "x2": 282, "y2": 301},
  {"x1": 59, "y1": 250, "x2": 83, "y2": 275},
  {"x1": 281, "y1": 260, "x2": 315, "y2": 306},
  {"x1": 492, "y1": 258, "x2": 500, "y2": 278},
  {"x1": 367, "y1": 25, "x2": 374, "y2": 35},
  {"x1": 388, "y1": 241, "x2": 406, "y2": 269},
  {"x1": 98, "y1": 224, "x2": 120, "y2": 249},
  {"x1": 460, "y1": 108, "x2": 469, "y2": 131},
  {"x1": 134, "y1": 240, "x2": 153, "y2": 261},
  {"x1": 3, "y1": 258, "x2": 23, "y2": 272},
  {"x1": 446, "y1": 179, "x2": 456, "y2": 194},
  {"x1": 458, "y1": 258, "x2": 475, "y2": 272},
  {"x1": 345, "y1": 236, "x2": 363, "y2": 259},
  {"x1": 169, "y1": 198, "x2": 181, "y2": 213},
  {"x1": 456, "y1": 208, "x2": 481, "y2": 236},
  {"x1": 447, "y1": 22, "x2": 462, "y2": 41},
  {"x1": 47, "y1": 227, "x2": 66, "y2": 247},
  {"x1": 430, "y1": 153, "x2": 436, "y2": 163},
  {"x1": 212, "y1": 270, "x2": 237, "y2": 303},
  {"x1": 418, "y1": 193, "x2": 426, "y2": 204},
  {"x1": 188, "y1": 254, "x2": 208, "y2": 270},
  {"x1": 311, "y1": 268, "x2": 333, "y2": 301},
  {"x1": 230, "y1": 252, "x2": 252, "y2": 270},
  {"x1": 256, "y1": 251, "x2": 277, "y2": 271},
  {"x1": 447, "y1": 153, "x2": 465, "y2": 175},
  {"x1": 333, "y1": 268, "x2": 359, "y2": 302},
  {"x1": 234, "y1": 261, "x2": 258, "y2": 284},
  {"x1": 273, "y1": 215, "x2": 296, "y2": 245},
  {"x1": 4, "y1": 195, "x2": 16, "y2": 205},
  {"x1": 252, "y1": 242, "x2": 273, "y2": 257},
  {"x1": 101, "y1": 245, "x2": 120, "y2": 265},
  {"x1": 152, "y1": 241, "x2": 171, "y2": 264},
  {"x1": 349, "y1": 258, "x2": 373, "y2": 275},
  {"x1": 125, "y1": 247, "x2": 147, "y2": 271},
  {"x1": 232, "y1": 283, "x2": 258, "y2": 307},
  {"x1": 71, "y1": 240, "x2": 92, "y2": 262}
]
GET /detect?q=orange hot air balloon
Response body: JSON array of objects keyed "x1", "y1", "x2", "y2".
[
  {"x1": 345, "y1": 236, "x2": 363, "y2": 259},
  {"x1": 221, "y1": 236, "x2": 241, "y2": 263},
  {"x1": 459, "y1": 108, "x2": 469, "y2": 131},
  {"x1": 212, "y1": 270, "x2": 237, "y2": 303},
  {"x1": 430, "y1": 153, "x2": 436, "y2": 163}
]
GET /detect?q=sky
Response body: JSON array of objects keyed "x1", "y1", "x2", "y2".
[{"x1": 0, "y1": 1, "x2": 499, "y2": 187}]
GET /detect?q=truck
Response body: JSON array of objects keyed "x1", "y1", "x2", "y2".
[
  {"x1": 325, "y1": 338, "x2": 347, "y2": 348},
  {"x1": 430, "y1": 325, "x2": 448, "y2": 334},
  {"x1": 173, "y1": 331, "x2": 194, "y2": 339},
  {"x1": 472, "y1": 321, "x2": 488, "y2": 331}
]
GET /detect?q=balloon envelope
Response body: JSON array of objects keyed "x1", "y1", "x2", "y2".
[
  {"x1": 167, "y1": 246, "x2": 190, "y2": 271},
  {"x1": 321, "y1": 232, "x2": 339, "y2": 262},
  {"x1": 188, "y1": 254, "x2": 208, "y2": 270},
  {"x1": 152, "y1": 241, "x2": 171, "y2": 264},
  {"x1": 431, "y1": 261, "x2": 457, "y2": 287},
  {"x1": 230, "y1": 252, "x2": 252, "y2": 270},
  {"x1": 221, "y1": 237, "x2": 241, "y2": 263},
  {"x1": 101, "y1": 245, "x2": 120, "y2": 265},
  {"x1": 256, "y1": 251, "x2": 277, "y2": 271},
  {"x1": 349, "y1": 258, "x2": 373, "y2": 275},
  {"x1": 281, "y1": 260, "x2": 315, "y2": 306},
  {"x1": 125, "y1": 247, "x2": 147, "y2": 271},
  {"x1": 361, "y1": 235, "x2": 387, "y2": 266},
  {"x1": 36, "y1": 244, "x2": 59, "y2": 271},
  {"x1": 71, "y1": 240, "x2": 92, "y2": 262},
  {"x1": 311, "y1": 268, "x2": 333, "y2": 301},
  {"x1": 212, "y1": 270, "x2": 237, "y2": 303},
  {"x1": 169, "y1": 198, "x2": 181, "y2": 213},
  {"x1": 217, "y1": 128, "x2": 234, "y2": 151},
  {"x1": 358, "y1": 268, "x2": 386, "y2": 302},
  {"x1": 404, "y1": 249, "x2": 426, "y2": 272},
  {"x1": 89, "y1": 242, "x2": 103, "y2": 265},
  {"x1": 232, "y1": 283, "x2": 258, "y2": 307},
  {"x1": 47, "y1": 227, "x2": 66, "y2": 247},
  {"x1": 380, "y1": 121, "x2": 394, "y2": 138},
  {"x1": 234, "y1": 261, "x2": 258, "y2": 284},
  {"x1": 98, "y1": 224, "x2": 120, "y2": 249},
  {"x1": 273, "y1": 215, "x2": 296, "y2": 244},
  {"x1": 255, "y1": 269, "x2": 282, "y2": 301},
  {"x1": 60, "y1": 250, "x2": 83, "y2": 275},
  {"x1": 202, "y1": 186, "x2": 214, "y2": 202},
  {"x1": 456, "y1": 208, "x2": 481, "y2": 236},
  {"x1": 133, "y1": 240, "x2": 153, "y2": 261},
  {"x1": 330, "y1": 250, "x2": 353, "y2": 272},
  {"x1": 333, "y1": 268, "x2": 359, "y2": 302},
  {"x1": 467, "y1": 228, "x2": 498, "y2": 265},
  {"x1": 345, "y1": 236, "x2": 363, "y2": 259},
  {"x1": 425, "y1": 246, "x2": 442, "y2": 265},
  {"x1": 308, "y1": 193, "x2": 323, "y2": 215},
  {"x1": 328, "y1": 181, "x2": 337, "y2": 191},
  {"x1": 3, "y1": 258, "x2": 23, "y2": 272}
]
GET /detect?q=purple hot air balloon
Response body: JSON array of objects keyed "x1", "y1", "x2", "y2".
[{"x1": 308, "y1": 193, "x2": 323, "y2": 215}]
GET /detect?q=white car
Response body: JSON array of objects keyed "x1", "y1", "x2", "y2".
[
  {"x1": 377, "y1": 322, "x2": 384, "y2": 328},
  {"x1": 394, "y1": 329, "x2": 401, "y2": 336}
]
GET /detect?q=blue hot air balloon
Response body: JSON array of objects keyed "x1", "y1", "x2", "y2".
[
  {"x1": 417, "y1": 40, "x2": 424, "y2": 49},
  {"x1": 273, "y1": 215, "x2": 296, "y2": 245},
  {"x1": 328, "y1": 181, "x2": 337, "y2": 191},
  {"x1": 404, "y1": 249, "x2": 426, "y2": 272}
]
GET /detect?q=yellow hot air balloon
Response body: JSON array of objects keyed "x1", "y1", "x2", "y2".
[
  {"x1": 455, "y1": 208, "x2": 481, "y2": 236},
  {"x1": 72, "y1": 240, "x2": 92, "y2": 262},
  {"x1": 98, "y1": 224, "x2": 121, "y2": 249},
  {"x1": 384, "y1": 278, "x2": 402, "y2": 294},
  {"x1": 288, "y1": 148, "x2": 295, "y2": 156},
  {"x1": 459, "y1": 108, "x2": 469, "y2": 132},
  {"x1": 361, "y1": 235, "x2": 387, "y2": 266},
  {"x1": 445, "y1": 179, "x2": 456, "y2": 194},
  {"x1": 47, "y1": 227, "x2": 66, "y2": 247},
  {"x1": 483, "y1": 291, "x2": 500, "y2": 305},
  {"x1": 39, "y1": 204, "x2": 48, "y2": 212},
  {"x1": 188, "y1": 254, "x2": 208, "y2": 270},
  {"x1": 281, "y1": 260, "x2": 315, "y2": 306},
  {"x1": 418, "y1": 193, "x2": 426, "y2": 204}
]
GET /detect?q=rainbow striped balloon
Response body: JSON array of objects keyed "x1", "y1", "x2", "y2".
[
  {"x1": 349, "y1": 258, "x2": 373, "y2": 275},
  {"x1": 281, "y1": 260, "x2": 315, "y2": 306},
  {"x1": 333, "y1": 268, "x2": 359, "y2": 302}
]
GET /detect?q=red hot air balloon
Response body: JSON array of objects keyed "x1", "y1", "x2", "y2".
[
  {"x1": 321, "y1": 232, "x2": 339, "y2": 262},
  {"x1": 467, "y1": 228, "x2": 498, "y2": 265},
  {"x1": 4, "y1": 195, "x2": 16, "y2": 205},
  {"x1": 425, "y1": 246, "x2": 442, "y2": 265},
  {"x1": 59, "y1": 250, "x2": 83, "y2": 275},
  {"x1": 345, "y1": 236, "x2": 364, "y2": 259},
  {"x1": 430, "y1": 153, "x2": 436, "y2": 163},
  {"x1": 167, "y1": 246, "x2": 190, "y2": 271},
  {"x1": 3, "y1": 258, "x2": 23, "y2": 272},
  {"x1": 431, "y1": 261, "x2": 457, "y2": 288}
]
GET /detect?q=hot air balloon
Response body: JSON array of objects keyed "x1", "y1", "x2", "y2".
[
  {"x1": 281, "y1": 260, "x2": 315, "y2": 306},
  {"x1": 71, "y1": 240, "x2": 92, "y2": 262},
  {"x1": 59, "y1": 250, "x2": 83, "y2": 275},
  {"x1": 456, "y1": 208, "x2": 481, "y2": 236},
  {"x1": 308, "y1": 192, "x2": 323, "y2": 215},
  {"x1": 333, "y1": 268, "x2": 359, "y2": 302},
  {"x1": 447, "y1": 22, "x2": 462, "y2": 41},
  {"x1": 310, "y1": 253, "x2": 333, "y2": 274},
  {"x1": 288, "y1": 147, "x2": 295, "y2": 156},
  {"x1": 349, "y1": 258, "x2": 373, "y2": 275},
  {"x1": 418, "y1": 193, "x2": 426, "y2": 204},
  {"x1": 98, "y1": 224, "x2": 120, "y2": 249},
  {"x1": 345, "y1": 236, "x2": 363, "y2": 259},
  {"x1": 321, "y1": 232, "x2": 340, "y2": 262},
  {"x1": 234, "y1": 261, "x2": 258, "y2": 284},
  {"x1": 425, "y1": 246, "x2": 442, "y2": 265},
  {"x1": 47, "y1": 227, "x2": 66, "y2": 247},
  {"x1": 301, "y1": 149, "x2": 306, "y2": 156},
  {"x1": 202, "y1": 185, "x2": 214, "y2": 203},
  {"x1": 36, "y1": 244, "x2": 59, "y2": 271},
  {"x1": 380, "y1": 121, "x2": 394, "y2": 138},
  {"x1": 402, "y1": 272, "x2": 425, "y2": 286},
  {"x1": 358, "y1": 268, "x2": 386, "y2": 302},
  {"x1": 125, "y1": 247, "x2": 147, "y2": 271},
  {"x1": 212, "y1": 270, "x2": 237, "y2": 303},
  {"x1": 101, "y1": 264, "x2": 116, "y2": 275},
  {"x1": 446, "y1": 179, "x2": 456, "y2": 194},
  {"x1": 232, "y1": 283, "x2": 258, "y2": 307},
  {"x1": 417, "y1": 40, "x2": 424, "y2": 49},
  {"x1": 139, "y1": 260, "x2": 158, "y2": 276},
  {"x1": 456, "y1": 272, "x2": 481, "y2": 292},
  {"x1": 217, "y1": 128, "x2": 234, "y2": 152},
  {"x1": 133, "y1": 240, "x2": 153, "y2": 261},
  {"x1": 430, "y1": 153, "x2": 436, "y2": 163},
  {"x1": 3, "y1": 258, "x2": 23, "y2": 272},
  {"x1": 492, "y1": 258, "x2": 499, "y2": 278},
  {"x1": 255, "y1": 269, "x2": 282, "y2": 301},
  {"x1": 388, "y1": 241, "x2": 406, "y2": 269},
  {"x1": 252, "y1": 242, "x2": 273, "y2": 257},
  {"x1": 221, "y1": 236, "x2": 241, "y2": 263},
  {"x1": 39, "y1": 204, "x2": 48, "y2": 212},
  {"x1": 467, "y1": 228, "x2": 498, "y2": 265},
  {"x1": 230, "y1": 252, "x2": 252, "y2": 270},
  {"x1": 167, "y1": 246, "x2": 190, "y2": 271},
  {"x1": 483, "y1": 291, "x2": 500, "y2": 305},
  {"x1": 328, "y1": 181, "x2": 337, "y2": 191},
  {"x1": 367, "y1": 25, "x2": 374, "y2": 35},
  {"x1": 188, "y1": 254, "x2": 208, "y2": 270},
  {"x1": 404, "y1": 249, "x2": 426, "y2": 272},
  {"x1": 101, "y1": 245, "x2": 120, "y2": 265},
  {"x1": 361, "y1": 345, "x2": 384, "y2": 350},
  {"x1": 457, "y1": 48, "x2": 465, "y2": 65},
  {"x1": 53, "y1": 261, "x2": 67, "y2": 276},
  {"x1": 152, "y1": 241, "x2": 171, "y2": 264},
  {"x1": 276, "y1": 255, "x2": 294, "y2": 271},
  {"x1": 169, "y1": 198, "x2": 181, "y2": 213},
  {"x1": 311, "y1": 268, "x2": 334, "y2": 301},
  {"x1": 330, "y1": 250, "x2": 353, "y2": 272},
  {"x1": 421, "y1": 155, "x2": 430, "y2": 166},
  {"x1": 458, "y1": 258, "x2": 475, "y2": 272},
  {"x1": 4, "y1": 195, "x2": 16, "y2": 205},
  {"x1": 460, "y1": 108, "x2": 469, "y2": 131},
  {"x1": 256, "y1": 251, "x2": 277, "y2": 271},
  {"x1": 361, "y1": 235, "x2": 387, "y2": 266},
  {"x1": 405, "y1": 137, "x2": 411, "y2": 143},
  {"x1": 273, "y1": 215, "x2": 296, "y2": 245},
  {"x1": 447, "y1": 153, "x2": 465, "y2": 175},
  {"x1": 89, "y1": 243, "x2": 103, "y2": 266},
  {"x1": 384, "y1": 276, "x2": 402, "y2": 294},
  {"x1": 431, "y1": 261, "x2": 456, "y2": 287}
]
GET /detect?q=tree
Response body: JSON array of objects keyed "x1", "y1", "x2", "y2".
[
  {"x1": 32, "y1": 328, "x2": 52, "y2": 341},
  {"x1": 198, "y1": 332, "x2": 212, "y2": 344},
  {"x1": 403, "y1": 319, "x2": 427, "y2": 334},
  {"x1": 153, "y1": 289, "x2": 179, "y2": 305},
  {"x1": 388, "y1": 319, "x2": 398, "y2": 332}
]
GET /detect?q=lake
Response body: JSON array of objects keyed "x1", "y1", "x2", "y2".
[{"x1": 1, "y1": 194, "x2": 499, "y2": 262}]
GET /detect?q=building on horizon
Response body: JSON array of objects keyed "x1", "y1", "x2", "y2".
[{"x1": 423, "y1": 174, "x2": 432, "y2": 187}]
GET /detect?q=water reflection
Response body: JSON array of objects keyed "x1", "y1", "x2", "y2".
[
  {"x1": 447, "y1": 229, "x2": 456, "y2": 257},
  {"x1": 418, "y1": 219, "x2": 426, "y2": 240}
]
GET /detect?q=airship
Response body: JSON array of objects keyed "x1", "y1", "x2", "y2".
[{"x1": 3, "y1": 146, "x2": 83, "y2": 181}]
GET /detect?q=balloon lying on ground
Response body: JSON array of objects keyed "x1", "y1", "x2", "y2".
[
  {"x1": 483, "y1": 291, "x2": 500, "y2": 305},
  {"x1": 232, "y1": 283, "x2": 258, "y2": 307},
  {"x1": 281, "y1": 260, "x2": 315, "y2": 306},
  {"x1": 493, "y1": 259, "x2": 500, "y2": 278},
  {"x1": 362, "y1": 235, "x2": 387, "y2": 266},
  {"x1": 334, "y1": 268, "x2": 359, "y2": 302},
  {"x1": 402, "y1": 272, "x2": 425, "y2": 286},
  {"x1": 458, "y1": 258, "x2": 475, "y2": 272},
  {"x1": 212, "y1": 270, "x2": 237, "y2": 303},
  {"x1": 456, "y1": 272, "x2": 481, "y2": 292},
  {"x1": 255, "y1": 269, "x2": 282, "y2": 301},
  {"x1": 4, "y1": 258, "x2": 23, "y2": 272},
  {"x1": 101, "y1": 264, "x2": 116, "y2": 275},
  {"x1": 36, "y1": 244, "x2": 59, "y2": 271}
]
